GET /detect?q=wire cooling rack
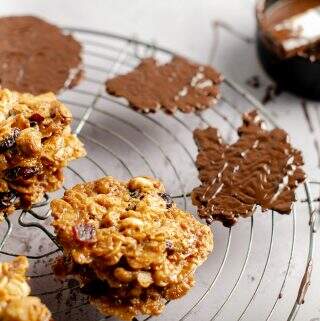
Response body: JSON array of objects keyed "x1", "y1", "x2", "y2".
[{"x1": 0, "y1": 28, "x2": 319, "y2": 321}]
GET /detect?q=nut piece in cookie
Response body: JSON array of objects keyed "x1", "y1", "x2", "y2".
[
  {"x1": 51, "y1": 176, "x2": 213, "y2": 321},
  {"x1": 106, "y1": 56, "x2": 222, "y2": 113},
  {"x1": 0, "y1": 16, "x2": 83, "y2": 94},
  {"x1": 192, "y1": 110, "x2": 306, "y2": 227},
  {"x1": 0, "y1": 256, "x2": 52, "y2": 321},
  {"x1": 0, "y1": 89, "x2": 86, "y2": 221}
]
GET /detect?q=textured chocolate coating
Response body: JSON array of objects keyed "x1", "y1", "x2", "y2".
[
  {"x1": 0, "y1": 16, "x2": 83, "y2": 94},
  {"x1": 192, "y1": 110, "x2": 306, "y2": 227},
  {"x1": 105, "y1": 56, "x2": 222, "y2": 113}
]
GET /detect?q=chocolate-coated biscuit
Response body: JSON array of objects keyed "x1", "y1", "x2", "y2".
[
  {"x1": 192, "y1": 110, "x2": 306, "y2": 227},
  {"x1": 106, "y1": 56, "x2": 222, "y2": 113},
  {"x1": 0, "y1": 16, "x2": 83, "y2": 94}
]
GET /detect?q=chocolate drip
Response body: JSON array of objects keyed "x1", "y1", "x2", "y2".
[
  {"x1": 192, "y1": 110, "x2": 306, "y2": 227},
  {"x1": 106, "y1": 56, "x2": 222, "y2": 114},
  {"x1": 0, "y1": 16, "x2": 83, "y2": 94}
]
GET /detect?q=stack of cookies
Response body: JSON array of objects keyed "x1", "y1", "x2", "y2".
[{"x1": 0, "y1": 88, "x2": 86, "y2": 221}]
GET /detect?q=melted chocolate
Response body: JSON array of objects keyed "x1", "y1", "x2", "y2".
[
  {"x1": 192, "y1": 110, "x2": 306, "y2": 227},
  {"x1": 105, "y1": 56, "x2": 222, "y2": 113},
  {"x1": 259, "y1": 0, "x2": 320, "y2": 59},
  {"x1": 0, "y1": 16, "x2": 83, "y2": 94}
]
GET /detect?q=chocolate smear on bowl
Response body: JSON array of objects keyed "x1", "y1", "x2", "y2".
[
  {"x1": 106, "y1": 56, "x2": 223, "y2": 114},
  {"x1": 259, "y1": 0, "x2": 320, "y2": 60},
  {"x1": 0, "y1": 16, "x2": 83, "y2": 94},
  {"x1": 192, "y1": 110, "x2": 306, "y2": 227}
]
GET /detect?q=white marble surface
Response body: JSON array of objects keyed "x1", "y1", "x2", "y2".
[{"x1": 0, "y1": 1, "x2": 320, "y2": 321}]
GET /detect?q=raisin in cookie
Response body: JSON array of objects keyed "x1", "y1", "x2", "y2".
[
  {"x1": 0, "y1": 256, "x2": 52, "y2": 321},
  {"x1": 0, "y1": 89, "x2": 86, "y2": 221},
  {"x1": 51, "y1": 176, "x2": 213, "y2": 321}
]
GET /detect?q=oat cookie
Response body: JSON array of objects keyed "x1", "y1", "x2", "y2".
[
  {"x1": 0, "y1": 89, "x2": 86, "y2": 221},
  {"x1": 52, "y1": 176, "x2": 213, "y2": 321},
  {"x1": 0, "y1": 256, "x2": 52, "y2": 321}
]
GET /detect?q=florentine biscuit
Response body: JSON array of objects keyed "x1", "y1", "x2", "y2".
[
  {"x1": 106, "y1": 56, "x2": 222, "y2": 113},
  {"x1": 0, "y1": 256, "x2": 52, "y2": 321},
  {"x1": 0, "y1": 89, "x2": 86, "y2": 221},
  {"x1": 0, "y1": 16, "x2": 83, "y2": 95},
  {"x1": 192, "y1": 110, "x2": 306, "y2": 226},
  {"x1": 52, "y1": 176, "x2": 213, "y2": 321}
]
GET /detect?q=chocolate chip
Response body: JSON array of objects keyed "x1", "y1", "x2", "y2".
[
  {"x1": 5, "y1": 166, "x2": 39, "y2": 181},
  {"x1": 0, "y1": 128, "x2": 20, "y2": 153},
  {"x1": 159, "y1": 193, "x2": 173, "y2": 208},
  {"x1": 73, "y1": 223, "x2": 97, "y2": 244},
  {"x1": 0, "y1": 191, "x2": 16, "y2": 209},
  {"x1": 165, "y1": 240, "x2": 174, "y2": 255}
]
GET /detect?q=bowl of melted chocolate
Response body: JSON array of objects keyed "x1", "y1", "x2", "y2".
[{"x1": 256, "y1": 0, "x2": 320, "y2": 100}]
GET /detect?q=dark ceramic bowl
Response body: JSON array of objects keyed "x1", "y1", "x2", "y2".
[{"x1": 256, "y1": 0, "x2": 320, "y2": 100}]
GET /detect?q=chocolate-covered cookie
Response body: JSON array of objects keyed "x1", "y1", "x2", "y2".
[
  {"x1": 106, "y1": 56, "x2": 222, "y2": 113},
  {"x1": 192, "y1": 110, "x2": 306, "y2": 227},
  {"x1": 0, "y1": 16, "x2": 83, "y2": 94}
]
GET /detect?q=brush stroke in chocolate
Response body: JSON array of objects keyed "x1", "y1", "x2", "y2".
[
  {"x1": 192, "y1": 110, "x2": 306, "y2": 227},
  {"x1": 105, "y1": 56, "x2": 222, "y2": 113},
  {"x1": 0, "y1": 16, "x2": 83, "y2": 94}
]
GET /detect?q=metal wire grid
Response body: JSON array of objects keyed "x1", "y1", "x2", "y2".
[{"x1": 0, "y1": 28, "x2": 318, "y2": 321}]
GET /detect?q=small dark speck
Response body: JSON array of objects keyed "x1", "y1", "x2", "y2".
[
  {"x1": 262, "y1": 84, "x2": 282, "y2": 104},
  {"x1": 278, "y1": 293, "x2": 283, "y2": 299},
  {"x1": 247, "y1": 275, "x2": 255, "y2": 282},
  {"x1": 23, "y1": 240, "x2": 32, "y2": 253},
  {"x1": 246, "y1": 75, "x2": 260, "y2": 89}
]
